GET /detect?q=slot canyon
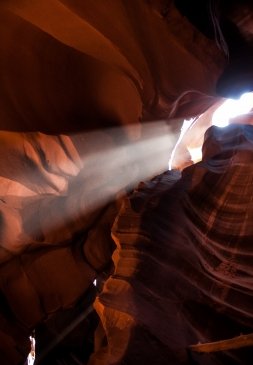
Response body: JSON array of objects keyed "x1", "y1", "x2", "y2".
[{"x1": 0, "y1": 1, "x2": 253, "y2": 364}]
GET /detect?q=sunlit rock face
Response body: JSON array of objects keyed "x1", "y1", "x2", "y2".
[{"x1": 92, "y1": 124, "x2": 253, "y2": 365}]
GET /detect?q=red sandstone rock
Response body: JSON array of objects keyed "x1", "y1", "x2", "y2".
[{"x1": 0, "y1": 1, "x2": 239, "y2": 364}]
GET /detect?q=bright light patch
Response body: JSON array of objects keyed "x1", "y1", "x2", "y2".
[
  {"x1": 212, "y1": 92, "x2": 253, "y2": 127},
  {"x1": 187, "y1": 146, "x2": 202, "y2": 164}
]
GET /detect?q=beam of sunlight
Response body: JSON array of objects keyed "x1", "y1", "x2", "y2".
[{"x1": 21, "y1": 121, "x2": 178, "y2": 241}]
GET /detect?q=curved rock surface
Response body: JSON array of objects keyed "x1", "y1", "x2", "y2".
[
  {"x1": 0, "y1": 1, "x2": 248, "y2": 364},
  {"x1": 93, "y1": 124, "x2": 253, "y2": 365}
]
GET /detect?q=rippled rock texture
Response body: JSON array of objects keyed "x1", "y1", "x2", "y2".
[{"x1": 92, "y1": 124, "x2": 253, "y2": 365}]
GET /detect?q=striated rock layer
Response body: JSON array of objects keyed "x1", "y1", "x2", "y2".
[{"x1": 92, "y1": 124, "x2": 253, "y2": 365}]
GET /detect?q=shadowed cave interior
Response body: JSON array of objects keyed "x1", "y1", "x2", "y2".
[{"x1": 0, "y1": 1, "x2": 253, "y2": 365}]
